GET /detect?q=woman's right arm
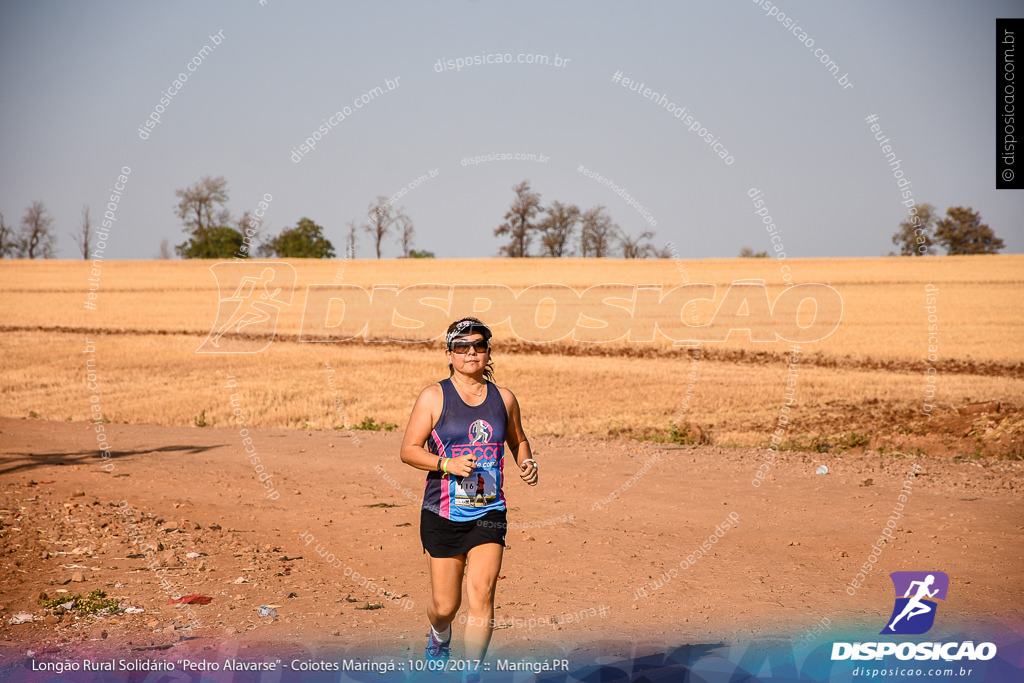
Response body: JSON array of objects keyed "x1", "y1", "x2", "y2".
[{"x1": 400, "y1": 384, "x2": 443, "y2": 472}]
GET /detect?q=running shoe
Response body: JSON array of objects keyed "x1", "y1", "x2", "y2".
[{"x1": 425, "y1": 629, "x2": 451, "y2": 661}]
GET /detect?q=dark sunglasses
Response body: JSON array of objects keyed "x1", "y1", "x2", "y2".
[{"x1": 449, "y1": 340, "x2": 489, "y2": 354}]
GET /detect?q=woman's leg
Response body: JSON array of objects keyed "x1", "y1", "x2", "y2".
[
  {"x1": 463, "y1": 542, "x2": 504, "y2": 661},
  {"x1": 427, "y1": 553, "x2": 466, "y2": 634}
]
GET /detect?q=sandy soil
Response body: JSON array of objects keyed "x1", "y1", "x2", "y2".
[{"x1": 0, "y1": 417, "x2": 1022, "y2": 670}]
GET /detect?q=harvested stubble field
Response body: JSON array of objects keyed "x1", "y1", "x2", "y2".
[
  {"x1": 1, "y1": 256, "x2": 1023, "y2": 667},
  {"x1": 0, "y1": 256, "x2": 1021, "y2": 457}
]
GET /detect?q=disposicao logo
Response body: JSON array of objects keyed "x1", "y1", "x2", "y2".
[
  {"x1": 197, "y1": 262, "x2": 296, "y2": 353},
  {"x1": 831, "y1": 571, "x2": 997, "y2": 662},
  {"x1": 881, "y1": 571, "x2": 948, "y2": 635}
]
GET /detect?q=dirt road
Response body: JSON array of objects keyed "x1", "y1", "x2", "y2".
[{"x1": 1, "y1": 417, "x2": 1021, "y2": 676}]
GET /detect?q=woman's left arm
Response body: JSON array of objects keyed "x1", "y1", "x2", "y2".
[{"x1": 500, "y1": 387, "x2": 538, "y2": 486}]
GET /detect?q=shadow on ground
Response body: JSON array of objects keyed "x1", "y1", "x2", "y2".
[{"x1": 0, "y1": 443, "x2": 225, "y2": 476}]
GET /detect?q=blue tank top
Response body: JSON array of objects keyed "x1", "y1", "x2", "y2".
[{"x1": 422, "y1": 378, "x2": 508, "y2": 521}]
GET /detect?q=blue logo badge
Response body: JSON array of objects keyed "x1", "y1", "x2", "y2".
[{"x1": 880, "y1": 571, "x2": 949, "y2": 635}]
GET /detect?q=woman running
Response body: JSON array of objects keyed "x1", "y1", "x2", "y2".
[{"x1": 400, "y1": 317, "x2": 538, "y2": 670}]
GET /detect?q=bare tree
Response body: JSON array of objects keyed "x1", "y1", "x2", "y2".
[
  {"x1": 158, "y1": 238, "x2": 173, "y2": 259},
  {"x1": 396, "y1": 216, "x2": 415, "y2": 257},
  {"x1": 346, "y1": 219, "x2": 359, "y2": 258},
  {"x1": 580, "y1": 205, "x2": 619, "y2": 257},
  {"x1": 538, "y1": 200, "x2": 580, "y2": 257},
  {"x1": 19, "y1": 200, "x2": 57, "y2": 259},
  {"x1": 72, "y1": 204, "x2": 91, "y2": 259},
  {"x1": 494, "y1": 180, "x2": 542, "y2": 257},
  {"x1": 621, "y1": 230, "x2": 656, "y2": 258},
  {"x1": 0, "y1": 212, "x2": 17, "y2": 258},
  {"x1": 235, "y1": 210, "x2": 257, "y2": 237},
  {"x1": 174, "y1": 176, "x2": 230, "y2": 233},
  {"x1": 364, "y1": 196, "x2": 409, "y2": 259},
  {"x1": 234, "y1": 210, "x2": 264, "y2": 257},
  {"x1": 651, "y1": 243, "x2": 675, "y2": 258}
]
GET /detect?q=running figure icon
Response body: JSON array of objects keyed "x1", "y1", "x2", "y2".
[
  {"x1": 211, "y1": 267, "x2": 285, "y2": 347},
  {"x1": 887, "y1": 574, "x2": 939, "y2": 631},
  {"x1": 469, "y1": 419, "x2": 491, "y2": 445}
]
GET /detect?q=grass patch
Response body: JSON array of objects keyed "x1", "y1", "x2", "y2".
[
  {"x1": 779, "y1": 432, "x2": 870, "y2": 454},
  {"x1": 646, "y1": 422, "x2": 711, "y2": 446},
  {"x1": 835, "y1": 432, "x2": 870, "y2": 451},
  {"x1": 354, "y1": 416, "x2": 398, "y2": 432},
  {"x1": 40, "y1": 589, "x2": 121, "y2": 615}
]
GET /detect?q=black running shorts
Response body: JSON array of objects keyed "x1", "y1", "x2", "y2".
[{"x1": 420, "y1": 507, "x2": 508, "y2": 558}]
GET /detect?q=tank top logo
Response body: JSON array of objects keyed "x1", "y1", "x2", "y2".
[{"x1": 469, "y1": 419, "x2": 493, "y2": 444}]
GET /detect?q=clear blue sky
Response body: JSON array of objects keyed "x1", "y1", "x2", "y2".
[{"x1": 1, "y1": 0, "x2": 1020, "y2": 259}]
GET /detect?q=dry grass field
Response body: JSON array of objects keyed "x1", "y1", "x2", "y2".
[
  {"x1": 1, "y1": 255, "x2": 1022, "y2": 456},
  {"x1": 1, "y1": 257, "x2": 1023, "y2": 673}
]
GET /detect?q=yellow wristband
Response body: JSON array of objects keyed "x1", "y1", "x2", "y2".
[{"x1": 441, "y1": 458, "x2": 449, "y2": 475}]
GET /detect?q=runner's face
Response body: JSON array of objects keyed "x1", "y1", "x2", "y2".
[{"x1": 448, "y1": 333, "x2": 488, "y2": 375}]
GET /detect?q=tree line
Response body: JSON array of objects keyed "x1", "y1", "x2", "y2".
[
  {"x1": 173, "y1": 176, "x2": 329, "y2": 259},
  {"x1": 0, "y1": 176, "x2": 431, "y2": 260},
  {"x1": 493, "y1": 180, "x2": 665, "y2": 258},
  {"x1": 175, "y1": 176, "x2": 374, "y2": 259},
  {"x1": 0, "y1": 182, "x2": 1007, "y2": 259},
  {"x1": 891, "y1": 204, "x2": 1003, "y2": 256},
  {"x1": 173, "y1": 176, "x2": 434, "y2": 259}
]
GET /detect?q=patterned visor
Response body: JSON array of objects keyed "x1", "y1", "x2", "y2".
[{"x1": 445, "y1": 320, "x2": 492, "y2": 349}]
